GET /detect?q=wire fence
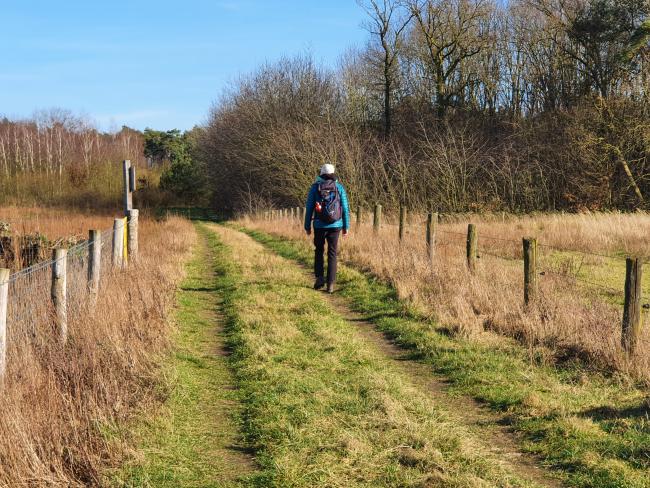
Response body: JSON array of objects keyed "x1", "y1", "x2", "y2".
[
  {"x1": 262, "y1": 206, "x2": 647, "y2": 357},
  {"x1": 0, "y1": 214, "x2": 138, "y2": 380}
]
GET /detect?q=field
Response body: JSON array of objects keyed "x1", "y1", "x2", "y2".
[
  {"x1": 245, "y1": 211, "x2": 650, "y2": 380},
  {"x1": 3, "y1": 208, "x2": 650, "y2": 487}
]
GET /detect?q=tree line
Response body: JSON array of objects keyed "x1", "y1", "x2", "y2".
[
  {"x1": 0, "y1": 111, "x2": 205, "y2": 208},
  {"x1": 196, "y1": 0, "x2": 650, "y2": 213}
]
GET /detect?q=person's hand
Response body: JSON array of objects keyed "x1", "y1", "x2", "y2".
[
  {"x1": 342, "y1": 229, "x2": 348, "y2": 237},
  {"x1": 305, "y1": 229, "x2": 311, "y2": 236}
]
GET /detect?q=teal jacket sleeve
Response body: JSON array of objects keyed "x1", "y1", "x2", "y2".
[
  {"x1": 304, "y1": 184, "x2": 317, "y2": 231},
  {"x1": 339, "y1": 183, "x2": 350, "y2": 230}
]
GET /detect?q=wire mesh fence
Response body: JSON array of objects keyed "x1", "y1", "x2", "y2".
[{"x1": 0, "y1": 214, "x2": 137, "y2": 380}]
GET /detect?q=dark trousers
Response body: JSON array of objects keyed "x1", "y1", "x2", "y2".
[{"x1": 314, "y1": 228, "x2": 340, "y2": 285}]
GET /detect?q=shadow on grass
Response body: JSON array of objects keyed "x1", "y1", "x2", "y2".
[{"x1": 581, "y1": 401, "x2": 650, "y2": 421}]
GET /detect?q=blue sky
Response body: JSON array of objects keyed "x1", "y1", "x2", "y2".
[{"x1": 0, "y1": 1, "x2": 367, "y2": 131}]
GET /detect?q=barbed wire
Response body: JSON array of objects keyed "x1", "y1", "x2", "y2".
[{"x1": 539, "y1": 266, "x2": 625, "y2": 297}]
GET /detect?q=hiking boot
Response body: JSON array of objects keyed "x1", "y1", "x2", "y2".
[
  {"x1": 326, "y1": 283, "x2": 335, "y2": 294},
  {"x1": 314, "y1": 277, "x2": 326, "y2": 290}
]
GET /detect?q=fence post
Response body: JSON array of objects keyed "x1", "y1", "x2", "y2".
[
  {"x1": 88, "y1": 230, "x2": 101, "y2": 306},
  {"x1": 399, "y1": 206, "x2": 406, "y2": 241},
  {"x1": 112, "y1": 218, "x2": 124, "y2": 268},
  {"x1": 622, "y1": 257, "x2": 643, "y2": 355},
  {"x1": 51, "y1": 248, "x2": 68, "y2": 345},
  {"x1": 122, "y1": 160, "x2": 133, "y2": 216},
  {"x1": 426, "y1": 212, "x2": 437, "y2": 263},
  {"x1": 523, "y1": 238, "x2": 538, "y2": 306},
  {"x1": 356, "y1": 205, "x2": 362, "y2": 227},
  {"x1": 301, "y1": 207, "x2": 306, "y2": 224},
  {"x1": 0, "y1": 268, "x2": 8, "y2": 382},
  {"x1": 466, "y1": 224, "x2": 477, "y2": 272},
  {"x1": 128, "y1": 209, "x2": 139, "y2": 262},
  {"x1": 373, "y1": 204, "x2": 382, "y2": 233}
]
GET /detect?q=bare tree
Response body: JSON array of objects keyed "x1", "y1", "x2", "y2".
[
  {"x1": 406, "y1": 0, "x2": 495, "y2": 116},
  {"x1": 359, "y1": 0, "x2": 413, "y2": 136}
]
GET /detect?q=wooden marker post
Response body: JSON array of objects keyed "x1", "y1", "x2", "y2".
[
  {"x1": 128, "y1": 209, "x2": 139, "y2": 262},
  {"x1": 622, "y1": 257, "x2": 643, "y2": 355},
  {"x1": 426, "y1": 212, "x2": 437, "y2": 264},
  {"x1": 466, "y1": 224, "x2": 477, "y2": 272},
  {"x1": 523, "y1": 238, "x2": 538, "y2": 306},
  {"x1": 399, "y1": 206, "x2": 406, "y2": 241},
  {"x1": 129, "y1": 165, "x2": 136, "y2": 193},
  {"x1": 122, "y1": 160, "x2": 133, "y2": 216},
  {"x1": 0, "y1": 268, "x2": 9, "y2": 381},
  {"x1": 51, "y1": 248, "x2": 68, "y2": 344},
  {"x1": 356, "y1": 205, "x2": 362, "y2": 227},
  {"x1": 112, "y1": 218, "x2": 124, "y2": 268}
]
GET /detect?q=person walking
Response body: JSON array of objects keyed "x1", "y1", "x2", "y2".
[{"x1": 304, "y1": 163, "x2": 350, "y2": 293}]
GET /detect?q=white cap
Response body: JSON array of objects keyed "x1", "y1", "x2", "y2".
[{"x1": 320, "y1": 163, "x2": 335, "y2": 175}]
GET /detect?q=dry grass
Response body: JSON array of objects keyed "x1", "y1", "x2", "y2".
[
  {"x1": 0, "y1": 207, "x2": 195, "y2": 486},
  {"x1": 244, "y1": 211, "x2": 650, "y2": 382}
]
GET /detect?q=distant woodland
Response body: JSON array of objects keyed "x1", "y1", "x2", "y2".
[
  {"x1": 2, "y1": 1, "x2": 648, "y2": 214},
  {"x1": 199, "y1": 0, "x2": 650, "y2": 213}
]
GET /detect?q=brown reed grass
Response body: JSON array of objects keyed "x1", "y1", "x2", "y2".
[
  {"x1": 0, "y1": 207, "x2": 195, "y2": 486},
  {"x1": 245, "y1": 211, "x2": 650, "y2": 382}
]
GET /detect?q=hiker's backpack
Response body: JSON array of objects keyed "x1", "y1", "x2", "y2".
[{"x1": 315, "y1": 180, "x2": 342, "y2": 224}]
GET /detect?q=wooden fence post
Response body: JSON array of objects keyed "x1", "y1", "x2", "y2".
[
  {"x1": 88, "y1": 230, "x2": 101, "y2": 306},
  {"x1": 356, "y1": 205, "x2": 362, "y2": 227},
  {"x1": 51, "y1": 248, "x2": 67, "y2": 344},
  {"x1": 112, "y1": 218, "x2": 124, "y2": 268},
  {"x1": 523, "y1": 238, "x2": 538, "y2": 306},
  {"x1": 128, "y1": 209, "x2": 139, "y2": 262},
  {"x1": 622, "y1": 257, "x2": 643, "y2": 355},
  {"x1": 373, "y1": 204, "x2": 382, "y2": 233},
  {"x1": 122, "y1": 160, "x2": 133, "y2": 216},
  {"x1": 466, "y1": 224, "x2": 477, "y2": 272},
  {"x1": 399, "y1": 206, "x2": 406, "y2": 241},
  {"x1": 0, "y1": 268, "x2": 8, "y2": 382},
  {"x1": 426, "y1": 212, "x2": 437, "y2": 263}
]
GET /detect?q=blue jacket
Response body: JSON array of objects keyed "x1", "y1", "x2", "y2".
[{"x1": 304, "y1": 177, "x2": 350, "y2": 231}]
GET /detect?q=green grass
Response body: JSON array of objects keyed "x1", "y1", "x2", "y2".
[
  {"x1": 240, "y1": 226, "x2": 650, "y2": 488},
  {"x1": 207, "y1": 223, "x2": 539, "y2": 487},
  {"x1": 112, "y1": 224, "x2": 253, "y2": 487}
]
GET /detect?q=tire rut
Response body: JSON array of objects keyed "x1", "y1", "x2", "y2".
[{"x1": 295, "y1": 263, "x2": 564, "y2": 488}]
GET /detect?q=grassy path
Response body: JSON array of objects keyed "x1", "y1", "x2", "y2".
[
  {"x1": 205, "y1": 223, "x2": 550, "y2": 487},
  {"x1": 240, "y1": 226, "x2": 650, "y2": 488},
  {"x1": 114, "y1": 225, "x2": 254, "y2": 487}
]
